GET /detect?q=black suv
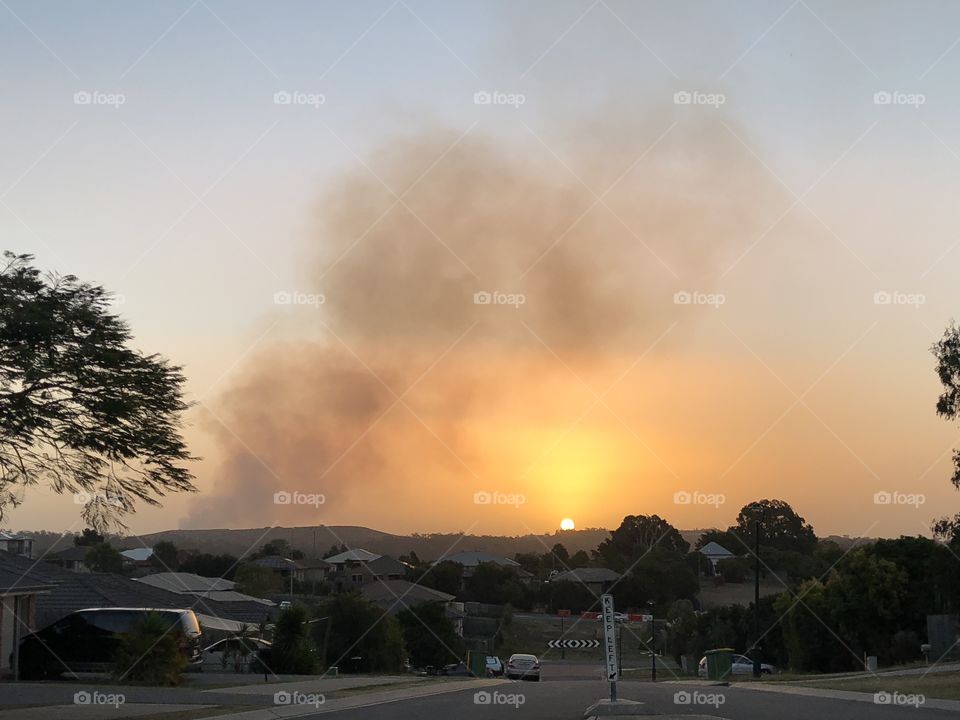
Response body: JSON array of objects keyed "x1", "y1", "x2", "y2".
[{"x1": 17, "y1": 608, "x2": 202, "y2": 679}]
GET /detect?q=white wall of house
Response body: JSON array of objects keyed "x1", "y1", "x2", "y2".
[
  {"x1": 1, "y1": 596, "x2": 16, "y2": 673},
  {"x1": 0, "y1": 595, "x2": 36, "y2": 675}
]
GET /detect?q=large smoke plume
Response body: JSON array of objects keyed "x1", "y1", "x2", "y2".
[{"x1": 184, "y1": 114, "x2": 784, "y2": 531}]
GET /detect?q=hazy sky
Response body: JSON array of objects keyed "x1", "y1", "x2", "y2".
[{"x1": 4, "y1": 1, "x2": 960, "y2": 541}]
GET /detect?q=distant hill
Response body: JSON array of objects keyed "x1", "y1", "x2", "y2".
[
  {"x1": 20, "y1": 525, "x2": 880, "y2": 562},
  {"x1": 104, "y1": 525, "x2": 613, "y2": 562}
]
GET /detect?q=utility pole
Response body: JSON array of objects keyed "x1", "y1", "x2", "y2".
[
  {"x1": 560, "y1": 614, "x2": 565, "y2": 660},
  {"x1": 751, "y1": 504, "x2": 763, "y2": 678},
  {"x1": 648, "y1": 605, "x2": 656, "y2": 682}
]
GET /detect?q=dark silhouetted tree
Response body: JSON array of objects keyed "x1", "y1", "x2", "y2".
[{"x1": 0, "y1": 253, "x2": 195, "y2": 530}]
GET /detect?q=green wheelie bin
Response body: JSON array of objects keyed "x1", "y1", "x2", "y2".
[{"x1": 704, "y1": 648, "x2": 734, "y2": 681}]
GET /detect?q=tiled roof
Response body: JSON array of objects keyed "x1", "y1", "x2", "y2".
[
  {"x1": 698, "y1": 542, "x2": 734, "y2": 558},
  {"x1": 252, "y1": 555, "x2": 304, "y2": 570},
  {"x1": 360, "y1": 580, "x2": 454, "y2": 614},
  {"x1": 0, "y1": 551, "x2": 64, "y2": 594},
  {"x1": 120, "y1": 547, "x2": 154, "y2": 562},
  {"x1": 324, "y1": 549, "x2": 380, "y2": 564},
  {"x1": 47, "y1": 546, "x2": 90, "y2": 563},
  {"x1": 0, "y1": 562, "x2": 55, "y2": 594},
  {"x1": 551, "y1": 567, "x2": 621, "y2": 583},
  {"x1": 439, "y1": 551, "x2": 520, "y2": 568},
  {"x1": 366, "y1": 555, "x2": 406, "y2": 576},
  {"x1": 136, "y1": 572, "x2": 236, "y2": 593}
]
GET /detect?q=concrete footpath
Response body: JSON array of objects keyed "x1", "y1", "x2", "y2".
[
  {"x1": 731, "y1": 682, "x2": 960, "y2": 713},
  {"x1": 203, "y1": 678, "x2": 509, "y2": 719},
  {"x1": 0, "y1": 676, "x2": 506, "y2": 720}
]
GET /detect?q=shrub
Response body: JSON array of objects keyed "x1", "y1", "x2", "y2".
[
  {"x1": 271, "y1": 606, "x2": 317, "y2": 674},
  {"x1": 112, "y1": 613, "x2": 187, "y2": 685},
  {"x1": 890, "y1": 630, "x2": 921, "y2": 664},
  {"x1": 717, "y1": 557, "x2": 750, "y2": 583}
]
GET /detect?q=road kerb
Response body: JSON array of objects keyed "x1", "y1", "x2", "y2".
[{"x1": 200, "y1": 678, "x2": 510, "y2": 719}]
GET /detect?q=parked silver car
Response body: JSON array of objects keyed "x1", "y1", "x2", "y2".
[
  {"x1": 505, "y1": 653, "x2": 540, "y2": 681},
  {"x1": 698, "y1": 653, "x2": 777, "y2": 677}
]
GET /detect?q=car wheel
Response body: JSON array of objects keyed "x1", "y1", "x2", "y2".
[
  {"x1": 761, "y1": 668, "x2": 772, "y2": 675},
  {"x1": 17, "y1": 646, "x2": 51, "y2": 681}
]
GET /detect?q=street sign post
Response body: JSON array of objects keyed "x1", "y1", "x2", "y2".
[{"x1": 600, "y1": 594, "x2": 618, "y2": 702}]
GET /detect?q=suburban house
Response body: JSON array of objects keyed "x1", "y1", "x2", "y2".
[
  {"x1": 134, "y1": 572, "x2": 275, "y2": 633},
  {"x1": 135, "y1": 572, "x2": 237, "y2": 595},
  {"x1": 440, "y1": 550, "x2": 521, "y2": 573},
  {"x1": 0, "y1": 532, "x2": 34, "y2": 559},
  {"x1": 360, "y1": 579, "x2": 464, "y2": 636},
  {"x1": 549, "y1": 567, "x2": 621, "y2": 594},
  {"x1": 46, "y1": 546, "x2": 91, "y2": 573},
  {"x1": 252, "y1": 556, "x2": 301, "y2": 580},
  {"x1": 0, "y1": 557, "x2": 277, "y2": 637},
  {"x1": 120, "y1": 547, "x2": 155, "y2": 573},
  {"x1": 0, "y1": 551, "x2": 57, "y2": 678},
  {"x1": 698, "y1": 542, "x2": 734, "y2": 576},
  {"x1": 438, "y1": 551, "x2": 531, "y2": 584},
  {"x1": 324, "y1": 549, "x2": 406, "y2": 590},
  {"x1": 136, "y1": 572, "x2": 277, "y2": 612}
]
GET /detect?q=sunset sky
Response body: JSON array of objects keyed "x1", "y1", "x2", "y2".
[{"x1": 3, "y1": 1, "x2": 960, "y2": 540}]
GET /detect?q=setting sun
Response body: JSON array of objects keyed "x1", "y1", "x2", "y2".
[{"x1": 560, "y1": 518, "x2": 575, "y2": 531}]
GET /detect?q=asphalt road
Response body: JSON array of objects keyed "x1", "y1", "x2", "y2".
[{"x1": 303, "y1": 662, "x2": 958, "y2": 719}]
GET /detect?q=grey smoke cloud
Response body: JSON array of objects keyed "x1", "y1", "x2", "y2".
[{"x1": 183, "y1": 115, "x2": 785, "y2": 530}]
